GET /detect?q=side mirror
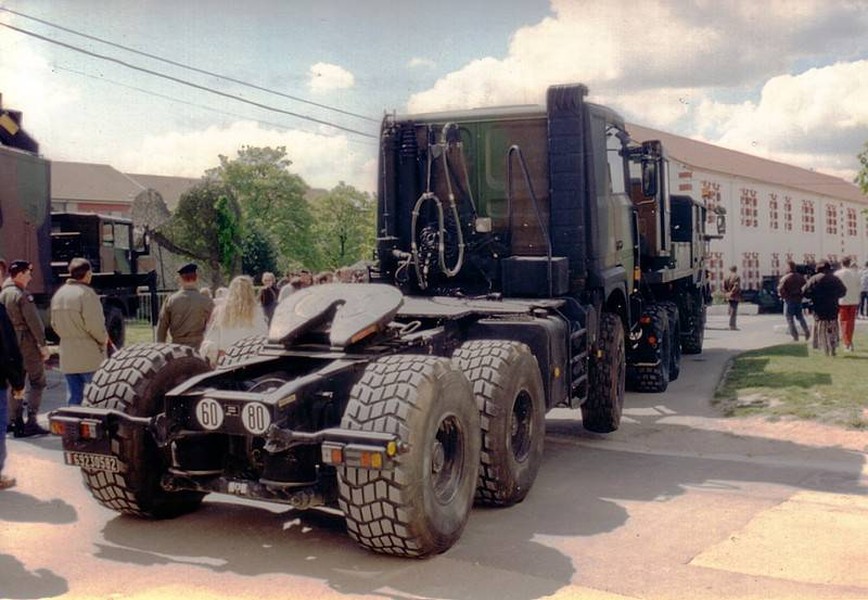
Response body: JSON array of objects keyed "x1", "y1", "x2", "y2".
[{"x1": 641, "y1": 160, "x2": 658, "y2": 197}]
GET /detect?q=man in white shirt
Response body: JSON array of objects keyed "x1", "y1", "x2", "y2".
[{"x1": 834, "y1": 257, "x2": 861, "y2": 351}]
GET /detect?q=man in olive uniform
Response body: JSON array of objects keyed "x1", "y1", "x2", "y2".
[
  {"x1": 50, "y1": 258, "x2": 109, "y2": 405},
  {"x1": 157, "y1": 263, "x2": 214, "y2": 348},
  {"x1": 0, "y1": 260, "x2": 50, "y2": 437}
]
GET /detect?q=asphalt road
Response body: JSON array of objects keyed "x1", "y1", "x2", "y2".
[{"x1": 2, "y1": 312, "x2": 866, "y2": 600}]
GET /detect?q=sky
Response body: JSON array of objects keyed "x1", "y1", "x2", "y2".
[{"x1": 1, "y1": 0, "x2": 867, "y2": 194}]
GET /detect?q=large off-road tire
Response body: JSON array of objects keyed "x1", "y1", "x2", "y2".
[
  {"x1": 660, "y1": 301, "x2": 682, "y2": 382},
  {"x1": 80, "y1": 343, "x2": 211, "y2": 518},
  {"x1": 633, "y1": 305, "x2": 671, "y2": 393},
  {"x1": 681, "y1": 291, "x2": 706, "y2": 355},
  {"x1": 338, "y1": 355, "x2": 481, "y2": 557},
  {"x1": 453, "y1": 340, "x2": 545, "y2": 507},
  {"x1": 582, "y1": 313, "x2": 626, "y2": 433},
  {"x1": 217, "y1": 335, "x2": 267, "y2": 369}
]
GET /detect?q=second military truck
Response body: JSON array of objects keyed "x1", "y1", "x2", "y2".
[{"x1": 50, "y1": 83, "x2": 713, "y2": 557}]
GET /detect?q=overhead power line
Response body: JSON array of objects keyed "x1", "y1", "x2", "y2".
[
  {"x1": 0, "y1": 6, "x2": 377, "y2": 124},
  {"x1": 0, "y1": 21, "x2": 377, "y2": 139},
  {"x1": 53, "y1": 64, "x2": 377, "y2": 148}
]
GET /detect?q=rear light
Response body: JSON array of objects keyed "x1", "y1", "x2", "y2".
[
  {"x1": 78, "y1": 419, "x2": 103, "y2": 440},
  {"x1": 321, "y1": 441, "x2": 398, "y2": 469},
  {"x1": 48, "y1": 416, "x2": 103, "y2": 439}
]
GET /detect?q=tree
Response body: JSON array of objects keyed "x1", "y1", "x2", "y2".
[
  {"x1": 311, "y1": 182, "x2": 376, "y2": 270},
  {"x1": 131, "y1": 188, "x2": 171, "y2": 232},
  {"x1": 240, "y1": 228, "x2": 279, "y2": 281},
  {"x1": 156, "y1": 180, "x2": 242, "y2": 288},
  {"x1": 207, "y1": 146, "x2": 316, "y2": 271},
  {"x1": 856, "y1": 142, "x2": 868, "y2": 197}
]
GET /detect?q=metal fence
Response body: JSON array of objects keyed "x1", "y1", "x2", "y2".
[{"x1": 131, "y1": 290, "x2": 173, "y2": 323}]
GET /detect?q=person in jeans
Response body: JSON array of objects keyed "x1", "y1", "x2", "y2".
[
  {"x1": 722, "y1": 265, "x2": 742, "y2": 330},
  {"x1": 834, "y1": 257, "x2": 861, "y2": 352},
  {"x1": 777, "y1": 261, "x2": 810, "y2": 342},
  {"x1": 803, "y1": 260, "x2": 846, "y2": 356},
  {"x1": 50, "y1": 258, "x2": 109, "y2": 405},
  {"x1": 1, "y1": 301, "x2": 25, "y2": 489}
]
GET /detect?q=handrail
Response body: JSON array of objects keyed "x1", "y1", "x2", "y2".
[{"x1": 506, "y1": 144, "x2": 553, "y2": 298}]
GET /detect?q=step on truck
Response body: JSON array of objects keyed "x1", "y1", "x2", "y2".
[{"x1": 50, "y1": 83, "x2": 714, "y2": 557}]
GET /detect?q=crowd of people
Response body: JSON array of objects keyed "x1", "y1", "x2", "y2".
[
  {"x1": 710, "y1": 256, "x2": 868, "y2": 357},
  {"x1": 780, "y1": 257, "x2": 866, "y2": 356},
  {"x1": 164, "y1": 264, "x2": 368, "y2": 366},
  {"x1": 725, "y1": 257, "x2": 868, "y2": 357}
]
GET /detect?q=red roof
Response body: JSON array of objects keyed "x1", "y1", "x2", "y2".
[{"x1": 627, "y1": 123, "x2": 866, "y2": 205}]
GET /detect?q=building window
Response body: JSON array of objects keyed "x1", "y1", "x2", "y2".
[
  {"x1": 701, "y1": 181, "x2": 722, "y2": 225},
  {"x1": 803, "y1": 253, "x2": 815, "y2": 265},
  {"x1": 708, "y1": 251, "x2": 724, "y2": 292},
  {"x1": 768, "y1": 193, "x2": 779, "y2": 230},
  {"x1": 783, "y1": 196, "x2": 793, "y2": 232},
  {"x1": 847, "y1": 208, "x2": 857, "y2": 237},
  {"x1": 740, "y1": 188, "x2": 758, "y2": 228},
  {"x1": 742, "y1": 252, "x2": 759, "y2": 289},
  {"x1": 825, "y1": 204, "x2": 838, "y2": 235},
  {"x1": 771, "y1": 253, "x2": 781, "y2": 276},
  {"x1": 801, "y1": 200, "x2": 815, "y2": 233}
]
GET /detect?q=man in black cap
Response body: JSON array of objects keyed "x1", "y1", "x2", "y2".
[
  {"x1": 0, "y1": 260, "x2": 50, "y2": 436},
  {"x1": 156, "y1": 263, "x2": 214, "y2": 349}
]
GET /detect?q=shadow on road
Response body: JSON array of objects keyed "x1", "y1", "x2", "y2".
[
  {"x1": 0, "y1": 554, "x2": 68, "y2": 599},
  {"x1": 0, "y1": 491, "x2": 77, "y2": 524}
]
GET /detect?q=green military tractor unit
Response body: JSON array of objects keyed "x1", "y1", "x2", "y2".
[{"x1": 50, "y1": 83, "x2": 714, "y2": 557}]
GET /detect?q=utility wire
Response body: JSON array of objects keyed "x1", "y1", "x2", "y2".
[
  {"x1": 53, "y1": 64, "x2": 377, "y2": 147},
  {"x1": 0, "y1": 21, "x2": 377, "y2": 139},
  {"x1": 0, "y1": 6, "x2": 377, "y2": 123}
]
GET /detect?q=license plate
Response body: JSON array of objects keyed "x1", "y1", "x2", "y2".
[{"x1": 64, "y1": 451, "x2": 121, "y2": 473}]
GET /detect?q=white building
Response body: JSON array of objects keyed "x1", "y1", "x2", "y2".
[{"x1": 629, "y1": 124, "x2": 867, "y2": 292}]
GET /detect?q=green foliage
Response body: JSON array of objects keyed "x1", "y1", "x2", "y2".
[
  {"x1": 158, "y1": 180, "x2": 242, "y2": 286},
  {"x1": 157, "y1": 146, "x2": 377, "y2": 279},
  {"x1": 208, "y1": 146, "x2": 316, "y2": 271},
  {"x1": 311, "y1": 182, "x2": 377, "y2": 270},
  {"x1": 857, "y1": 142, "x2": 868, "y2": 196},
  {"x1": 240, "y1": 228, "x2": 279, "y2": 280}
]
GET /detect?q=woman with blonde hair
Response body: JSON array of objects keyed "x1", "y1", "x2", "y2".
[{"x1": 200, "y1": 275, "x2": 268, "y2": 366}]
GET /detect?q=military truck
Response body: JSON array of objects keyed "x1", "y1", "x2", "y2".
[
  {"x1": 49, "y1": 83, "x2": 714, "y2": 557},
  {"x1": 0, "y1": 107, "x2": 157, "y2": 346}
]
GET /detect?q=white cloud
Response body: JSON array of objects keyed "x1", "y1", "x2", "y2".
[
  {"x1": 0, "y1": 45, "x2": 80, "y2": 135},
  {"x1": 406, "y1": 0, "x2": 868, "y2": 181},
  {"x1": 116, "y1": 121, "x2": 376, "y2": 192},
  {"x1": 689, "y1": 61, "x2": 868, "y2": 177},
  {"x1": 307, "y1": 62, "x2": 355, "y2": 93},
  {"x1": 408, "y1": 57, "x2": 436, "y2": 69}
]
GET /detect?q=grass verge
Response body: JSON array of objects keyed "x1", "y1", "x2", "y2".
[
  {"x1": 714, "y1": 327, "x2": 868, "y2": 430},
  {"x1": 125, "y1": 320, "x2": 158, "y2": 345}
]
